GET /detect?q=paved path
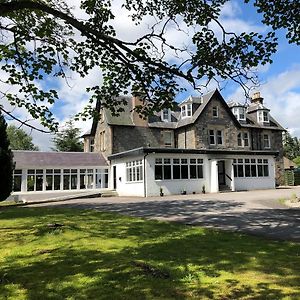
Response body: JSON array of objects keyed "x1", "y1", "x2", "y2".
[{"x1": 28, "y1": 187, "x2": 300, "y2": 242}]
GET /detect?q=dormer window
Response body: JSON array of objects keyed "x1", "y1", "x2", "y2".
[
  {"x1": 258, "y1": 110, "x2": 269, "y2": 123},
  {"x1": 161, "y1": 108, "x2": 171, "y2": 122},
  {"x1": 232, "y1": 107, "x2": 246, "y2": 121},
  {"x1": 181, "y1": 104, "x2": 192, "y2": 118}
]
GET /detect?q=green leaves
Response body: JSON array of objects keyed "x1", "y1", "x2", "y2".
[{"x1": 0, "y1": 0, "x2": 298, "y2": 131}]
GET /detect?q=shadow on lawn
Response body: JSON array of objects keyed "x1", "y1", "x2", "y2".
[
  {"x1": 0, "y1": 208, "x2": 300, "y2": 299},
  {"x1": 33, "y1": 197, "x2": 300, "y2": 242}
]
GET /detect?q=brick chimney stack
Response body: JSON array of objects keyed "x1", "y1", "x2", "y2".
[{"x1": 251, "y1": 91, "x2": 264, "y2": 105}]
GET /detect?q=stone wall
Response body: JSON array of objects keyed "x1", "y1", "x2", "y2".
[
  {"x1": 193, "y1": 97, "x2": 241, "y2": 149},
  {"x1": 112, "y1": 125, "x2": 167, "y2": 154},
  {"x1": 176, "y1": 125, "x2": 196, "y2": 149}
]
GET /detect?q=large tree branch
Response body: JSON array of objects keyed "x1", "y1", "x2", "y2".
[{"x1": 0, "y1": 0, "x2": 194, "y2": 82}]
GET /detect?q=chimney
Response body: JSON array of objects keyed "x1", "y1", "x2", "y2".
[
  {"x1": 131, "y1": 95, "x2": 148, "y2": 127},
  {"x1": 251, "y1": 92, "x2": 264, "y2": 105}
]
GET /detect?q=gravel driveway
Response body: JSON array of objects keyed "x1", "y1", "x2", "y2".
[{"x1": 28, "y1": 187, "x2": 300, "y2": 242}]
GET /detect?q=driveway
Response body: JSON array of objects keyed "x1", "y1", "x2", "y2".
[{"x1": 29, "y1": 187, "x2": 300, "y2": 242}]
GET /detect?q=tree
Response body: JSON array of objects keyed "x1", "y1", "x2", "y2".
[
  {"x1": 293, "y1": 156, "x2": 300, "y2": 167},
  {"x1": 0, "y1": 0, "x2": 299, "y2": 131},
  {"x1": 0, "y1": 109, "x2": 14, "y2": 201},
  {"x1": 283, "y1": 131, "x2": 300, "y2": 160},
  {"x1": 52, "y1": 120, "x2": 83, "y2": 152},
  {"x1": 7, "y1": 125, "x2": 39, "y2": 150}
]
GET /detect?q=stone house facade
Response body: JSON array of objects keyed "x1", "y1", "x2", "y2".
[{"x1": 82, "y1": 89, "x2": 284, "y2": 196}]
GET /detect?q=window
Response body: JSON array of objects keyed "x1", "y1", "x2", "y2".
[
  {"x1": 258, "y1": 110, "x2": 269, "y2": 123},
  {"x1": 232, "y1": 107, "x2": 246, "y2": 121},
  {"x1": 13, "y1": 170, "x2": 22, "y2": 192},
  {"x1": 237, "y1": 133, "x2": 242, "y2": 147},
  {"x1": 89, "y1": 138, "x2": 95, "y2": 152},
  {"x1": 186, "y1": 104, "x2": 192, "y2": 117},
  {"x1": 209, "y1": 130, "x2": 223, "y2": 145},
  {"x1": 126, "y1": 160, "x2": 143, "y2": 182},
  {"x1": 154, "y1": 157, "x2": 204, "y2": 180},
  {"x1": 212, "y1": 106, "x2": 218, "y2": 118},
  {"x1": 233, "y1": 158, "x2": 269, "y2": 178},
  {"x1": 239, "y1": 108, "x2": 245, "y2": 120},
  {"x1": 244, "y1": 133, "x2": 249, "y2": 147},
  {"x1": 238, "y1": 132, "x2": 249, "y2": 147},
  {"x1": 161, "y1": 108, "x2": 170, "y2": 122},
  {"x1": 209, "y1": 130, "x2": 215, "y2": 145},
  {"x1": 63, "y1": 169, "x2": 78, "y2": 190},
  {"x1": 263, "y1": 134, "x2": 270, "y2": 148},
  {"x1": 216, "y1": 130, "x2": 223, "y2": 145},
  {"x1": 27, "y1": 169, "x2": 43, "y2": 191},
  {"x1": 181, "y1": 104, "x2": 192, "y2": 118},
  {"x1": 163, "y1": 131, "x2": 173, "y2": 147},
  {"x1": 263, "y1": 111, "x2": 269, "y2": 122}
]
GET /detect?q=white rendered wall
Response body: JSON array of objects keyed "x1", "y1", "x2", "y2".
[
  {"x1": 145, "y1": 154, "x2": 209, "y2": 197},
  {"x1": 111, "y1": 156, "x2": 145, "y2": 197}
]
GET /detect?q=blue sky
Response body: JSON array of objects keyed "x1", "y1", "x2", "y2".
[{"x1": 3, "y1": 0, "x2": 300, "y2": 150}]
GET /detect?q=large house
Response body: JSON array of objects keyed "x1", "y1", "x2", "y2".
[
  {"x1": 12, "y1": 89, "x2": 285, "y2": 197},
  {"x1": 83, "y1": 89, "x2": 284, "y2": 196}
]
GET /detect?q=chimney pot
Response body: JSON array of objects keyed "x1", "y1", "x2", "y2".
[{"x1": 251, "y1": 91, "x2": 264, "y2": 105}]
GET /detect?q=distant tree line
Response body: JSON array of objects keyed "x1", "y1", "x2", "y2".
[{"x1": 283, "y1": 132, "x2": 300, "y2": 167}]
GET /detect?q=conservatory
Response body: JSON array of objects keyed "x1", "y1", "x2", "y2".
[{"x1": 12, "y1": 151, "x2": 109, "y2": 193}]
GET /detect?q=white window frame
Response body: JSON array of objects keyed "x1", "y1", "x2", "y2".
[
  {"x1": 209, "y1": 130, "x2": 216, "y2": 145},
  {"x1": 263, "y1": 111, "x2": 269, "y2": 122},
  {"x1": 237, "y1": 132, "x2": 249, "y2": 147},
  {"x1": 163, "y1": 131, "x2": 173, "y2": 147},
  {"x1": 216, "y1": 130, "x2": 223, "y2": 145},
  {"x1": 154, "y1": 157, "x2": 204, "y2": 180},
  {"x1": 237, "y1": 133, "x2": 243, "y2": 147},
  {"x1": 258, "y1": 110, "x2": 269, "y2": 123},
  {"x1": 212, "y1": 106, "x2": 218, "y2": 118},
  {"x1": 232, "y1": 107, "x2": 246, "y2": 121},
  {"x1": 126, "y1": 160, "x2": 143, "y2": 182},
  {"x1": 209, "y1": 130, "x2": 223, "y2": 145},
  {"x1": 161, "y1": 108, "x2": 171, "y2": 122},
  {"x1": 181, "y1": 104, "x2": 192, "y2": 118}
]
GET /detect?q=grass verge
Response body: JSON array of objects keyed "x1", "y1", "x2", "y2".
[{"x1": 0, "y1": 206, "x2": 299, "y2": 299}]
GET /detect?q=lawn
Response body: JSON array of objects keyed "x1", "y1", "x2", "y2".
[{"x1": 0, "y1": 206, "x2": 299, "y2": 300}]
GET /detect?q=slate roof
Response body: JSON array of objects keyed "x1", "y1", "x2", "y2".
[
  {"x1": 88, "y1": 89, "x2": 284, "y2": 133},
  {"x1": 13, "y1": 151, "x2": 108, "y2": 168}
]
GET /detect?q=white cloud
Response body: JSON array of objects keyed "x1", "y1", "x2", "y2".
[{"x1": 228, "y1": 65, "x2": 300, "y2": 138}]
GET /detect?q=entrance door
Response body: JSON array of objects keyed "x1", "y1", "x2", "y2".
[
  {"x1": 113, "y1": 166, "x2": 117, "y2": 190},
  {"x1": 218, "y1": 160, "x2": 226, "y2": 186}
]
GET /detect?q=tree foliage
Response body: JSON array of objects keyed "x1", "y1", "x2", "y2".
[
  {"x1": 0, "y1": 109, "x2": 14, "y2": 201},
  {"x1": 0, "y1": 0, "x2": 299, "y2": 131},
  {"x1": 52, "y1": 120, "x2": 83, "y2": 152},
  {"x1": 7, "y1": 124, "x2": 39, "y2": 150},
  {"x1": 283, "y1": 131, "x2": 300, "y2": 160}
]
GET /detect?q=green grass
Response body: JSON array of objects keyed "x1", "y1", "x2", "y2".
[{"x1": 0, "y1": 206, "x2": 299, "y2": 300}]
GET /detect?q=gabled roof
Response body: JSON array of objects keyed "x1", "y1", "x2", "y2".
[
  {"x1": 247, "y1": 103, "x2": 270, "y2": 112},
  {"x1": 13, "y1": 151, "x2": 108, "y2": 168},
  {"x1": 227, "y1": 101, "x2": 245, "y2": 108},
  {"x1": 86, "y1": 90, "x2": 284, "y2": 134},
  {"x1": 176, "y1": 89, "x2": 241, "y2": 128}
]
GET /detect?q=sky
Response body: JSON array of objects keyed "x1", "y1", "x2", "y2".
[{"x1": 3, "y1": 0, "x2": 300, "y2": 150}]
